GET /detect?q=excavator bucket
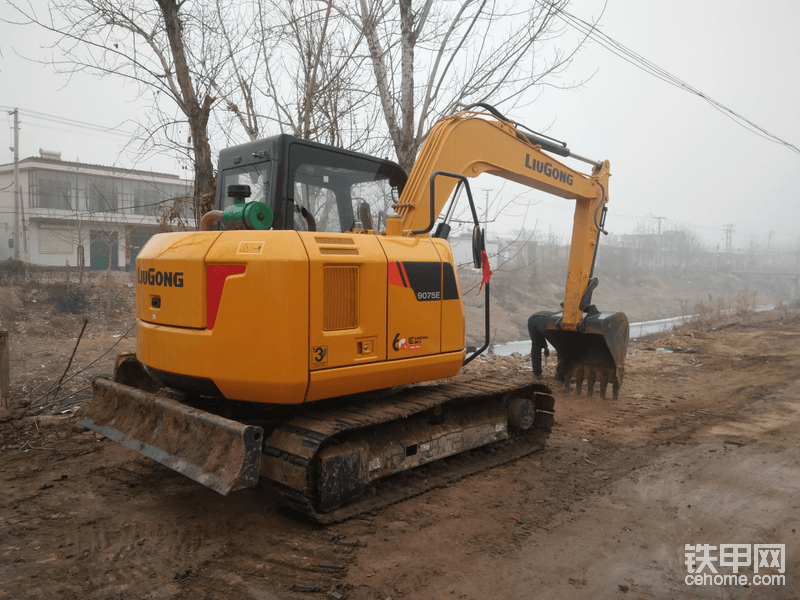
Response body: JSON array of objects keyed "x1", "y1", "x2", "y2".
[
  {"x1": 77, "y1": 355, "x2": 263, "y2": 495},
  {"x1": 528, "y1": 310, "x2": 629, "y2": 400}
]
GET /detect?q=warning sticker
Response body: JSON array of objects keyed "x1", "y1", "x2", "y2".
[
  {"x1": 311, "y1": 345, "x2": 328, "y2": 368},
  {"x1": 237, "y1": 241, "x2": 265, "y2": 255}
]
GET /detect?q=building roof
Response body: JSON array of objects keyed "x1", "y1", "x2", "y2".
[{"x1": 0, "y1": 155, "x2": 189, "y2": 182}]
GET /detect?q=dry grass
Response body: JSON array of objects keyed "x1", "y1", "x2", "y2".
[{"x1": 673, "y1": 289, "x2": 759, "y2": 334}]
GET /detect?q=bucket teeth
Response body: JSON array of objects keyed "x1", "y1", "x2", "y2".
[
  {"x1": 561, "y1": 366, "x2": 621, "y2": 400},
  {"x1": 586, "y1": 372, "x2": 596, "y2": 397},
  {"x1": 599, "y1": 372, "x2": 609, "y2": 399}
]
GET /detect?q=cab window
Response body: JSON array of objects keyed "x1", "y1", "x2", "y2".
[
  {"x1": 289, "y1": 147, "x2": 404, "y2": 233},
  {"x1": 220, "y1": 161, "x2": 272, "y2": 210}
]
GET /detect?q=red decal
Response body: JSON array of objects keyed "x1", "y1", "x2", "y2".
[
  {"x1": 207, "y1": 264, "x2": 246, "y2": 329},
  {"x1": 388, "y1": 261, "x2": 405, "y2": 287},
  {"x1": 398, "y1": 261, "x2": 410, "y2": 287}
]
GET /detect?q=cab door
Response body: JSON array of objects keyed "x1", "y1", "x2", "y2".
[{"x1": 378, "y1": 237, "x2": 443, "y2": 360}]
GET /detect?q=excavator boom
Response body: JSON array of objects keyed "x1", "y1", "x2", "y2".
[{"x1": 392, "y1": 109, "x2": 628, "y2": 394}]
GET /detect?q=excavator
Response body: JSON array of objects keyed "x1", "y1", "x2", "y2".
[{"x1": 79, "y1": 105, "x2": 628, "y2": 522}]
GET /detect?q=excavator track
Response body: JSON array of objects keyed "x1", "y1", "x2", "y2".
[{"x1": 260, "y1": 374, "x2": 555, "y2": 523}]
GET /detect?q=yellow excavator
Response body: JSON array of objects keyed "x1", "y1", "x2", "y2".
[{"x1": 80, "y1": 105, "x2": 628, "y2": 521}]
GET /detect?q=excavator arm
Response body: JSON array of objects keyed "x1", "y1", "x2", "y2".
[
  {"x1": 397, "y1": 110, "x2": 609, "y2": 330},
  {"x1": 397, "y1": 109, "x2": 628, "y2": 398}
]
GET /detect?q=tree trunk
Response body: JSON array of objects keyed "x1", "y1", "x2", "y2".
[
  {"x1": 106, "y1": 243, "x2": 113, "y2": 314},
  {"x1": 78, "y1": 242, "x2": 85, "y2": 284},
  {"x1": 156, "y1": 0, "x2": 216, "y2": 219},
  {"x1": 397, "y1": 0, "x2": 417, "y2": 173}
]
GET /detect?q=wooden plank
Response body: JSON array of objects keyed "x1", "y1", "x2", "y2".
[
  {"x1": 260, "y1": 456, "x2": 308, "y2": 491},
  {"x1": 266, "y1": 428, "x2": 319, "y2": 460}
]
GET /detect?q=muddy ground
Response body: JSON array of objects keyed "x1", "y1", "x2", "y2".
[{"x1": 2, "y1": 283, "x2": 800, "y2": 599}]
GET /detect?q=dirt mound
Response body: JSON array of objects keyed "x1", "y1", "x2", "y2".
[{"x1": 0, "y1": 267, "x2": 135, "y2": 338}]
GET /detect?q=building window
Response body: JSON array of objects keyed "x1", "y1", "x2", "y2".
[
  {"x1": 31, "y1": 173, "x2": 72, "y2": 210},
  {"x1": 133, "y1": 187, "x2": 160, "y2": 216},
  {"x1": 87, "y1": 177, "x2": 118, "y2": 212}
]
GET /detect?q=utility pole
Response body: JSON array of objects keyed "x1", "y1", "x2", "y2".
[
  {"x1": 655, "y1": 216, "x2": 665, "y2": 269},
  {"x1": 723, "y1": 223, "x2": 735, "y2": 269},
  {"x1": 483, "y1": 190, "x2": 491, "y2": 241},
  {"x1": 483, "y1": 189, "x2": 490, "y2": 239},
  {"x1": 9, "y1": 109, "x2": 27, "y2": 262},
  {"x1": 724, "y1": 223, "x2": 734, "y2": 254},
  {"x1": 10, "y1": 109, "x2": 19, "y2": 260}
]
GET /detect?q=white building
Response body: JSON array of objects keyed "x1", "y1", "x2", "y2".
[
  {"x1": 0, "y1": 151, "x2": 192, "y2": 269},
  {"x1": 448, "y1": 231, "x2": 511, "y2": 270}
]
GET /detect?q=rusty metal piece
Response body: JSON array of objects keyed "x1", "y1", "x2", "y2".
[{"x1": 79, "y1": 377, "x2": 263, "y2": 495}]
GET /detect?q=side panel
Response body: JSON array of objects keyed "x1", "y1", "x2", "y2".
[
  {"x1": 431, "y1": 239, "x2": 465, "y2": 353},
  {"x1": 306, "y1": 351, "x2": 464, "y2": 402},
  {"x1": 137, "y1": 230, "x2": 310, "y2": 404},
  {"x1": 299, "y1": 232, "x2": 388, "y2": 371},
  {"x1": 378, "y1": 237, "x2": 442, "y2": 360}
]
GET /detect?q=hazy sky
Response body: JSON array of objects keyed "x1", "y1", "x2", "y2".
[{"x1": 2, "y1": 0, "x2": 799, "y2": 251}]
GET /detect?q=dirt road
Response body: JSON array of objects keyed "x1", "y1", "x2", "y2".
[{"x1": 2, "y1": 308, "x2": 799, "y2": 599}]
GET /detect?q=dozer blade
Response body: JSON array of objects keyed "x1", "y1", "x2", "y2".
[
  {"x1": 530, "y1": 310, "x2": 629, "y2": 400},
  {"x1": 79, "y1": 377, "x2": 263, "y2": 495}
]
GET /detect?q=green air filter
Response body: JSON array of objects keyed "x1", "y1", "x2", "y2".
[{"x1": 222, "y1": 200, "x2": 273, "y2": 230}]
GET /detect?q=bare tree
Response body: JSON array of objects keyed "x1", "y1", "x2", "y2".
[
  {"x1": 259, "y1": 0, "x2": 383, "y2": 151},
  {"x1": 8, "y1": 0, "x2": 594, "y2": 233},
  {"x1": 6, "y1": 0, "x2": 224, "y2": 216},
  {"x1": 341, "y1": 0, "x2": 589, "y2": 172}
]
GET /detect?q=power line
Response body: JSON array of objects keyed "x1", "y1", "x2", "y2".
[
  {"x1": 557, "y1": 10, "x2": 800, "y2": 155},
  {"x1": 0, "y1": 105, "x2": 136, "y2": 139}
]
